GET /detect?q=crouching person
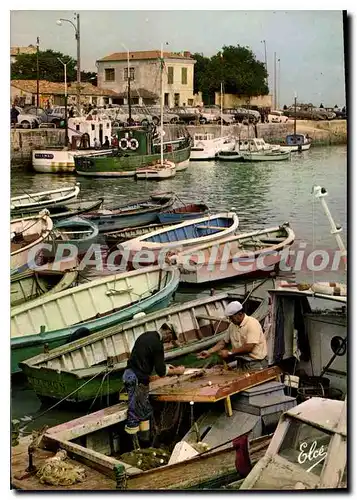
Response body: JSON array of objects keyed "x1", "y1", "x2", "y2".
[{"x1": 123, "y1": 322, "x2": 185, "y2": 448}]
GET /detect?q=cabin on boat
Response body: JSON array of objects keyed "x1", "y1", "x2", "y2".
[
  {"x1": 285, "y1": 133, "x2": 311, "y2": 146},
  {"x1": 68, "y1": 114, "x2": 112, "y2": 149}
]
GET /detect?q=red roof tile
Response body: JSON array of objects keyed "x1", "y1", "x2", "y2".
[{"x1": 11, "y1": 80, "x2": 119, "y2": 97}]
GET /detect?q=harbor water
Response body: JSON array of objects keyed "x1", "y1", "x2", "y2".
[{"x1": 11, "y1": 145, "x2": 347, "y2": 431}]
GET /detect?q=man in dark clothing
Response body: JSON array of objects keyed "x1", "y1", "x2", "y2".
[
  {"x1": 11, "y1": 105, "x2": 20, "y2": 126},
  {"x1": 123, "y1": 323, "x2": 185, "y2": 446}
]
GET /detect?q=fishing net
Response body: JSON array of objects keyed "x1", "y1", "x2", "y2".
[
  {"x1": 37, "y1": 450, "x2": 86, "y2": 486},
  {"x1": 119, "y1": 447, "x2": 170, "y2": 471}
]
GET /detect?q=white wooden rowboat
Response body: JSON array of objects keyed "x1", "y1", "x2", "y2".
[
  {"x1": 11, "y1": 183, "x2": 80, "y2": 212},
  {"x1": 171, "y1": 224, "x2": 295, "y2": 283},
  {"x1": 11, "y1": 266, "x2": 179, "y2": 373},
  {"x1": 136, "y1": 160, "x2": 176, "y2": 180},
  {"x1": 11, "y1": 210, "x2": 53, "y2": 276}
]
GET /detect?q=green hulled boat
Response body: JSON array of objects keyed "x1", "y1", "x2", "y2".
[
  {"x1": 19, "y1": 279, "x2": 274, "y2": 404},
  {"x1": 74, "y1": 127, "x2": 191, "y2": 177}
]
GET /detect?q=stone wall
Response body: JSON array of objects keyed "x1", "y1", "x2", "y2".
[
  {"x1": 11, "y1": 128, "x2": 65, "y2": 167},
  {"x1": 11, "y1": 119, "x2": 347, "y2": 169}
]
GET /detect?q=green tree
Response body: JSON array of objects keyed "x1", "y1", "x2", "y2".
[
  {"x1": 191, "y1": 52, "x2": 211, "y2": 95},
  {"x1": 193, "y1": 45, "x2": 269, "y2": 99},
  {"x1": 11, "y1": 49, "x2": 97, "y2": 84}
]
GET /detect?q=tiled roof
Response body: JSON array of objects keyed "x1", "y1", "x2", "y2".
[
  {"x1": 98, "y1": 50, "x2": 194, "y2": 62},
  {"x1": 11, "y1": 80, "x2": 119, "y2": 97},
  {"x1": 11, "y1": 46, "x2": 37, "y2": 56},
  {"x1": 114, "y1": 87, "x2": 159, "y2": 99}
]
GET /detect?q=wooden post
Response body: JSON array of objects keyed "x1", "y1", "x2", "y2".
[{"x1": 224, "y1": 396, "x2": 233, "y2": 417}]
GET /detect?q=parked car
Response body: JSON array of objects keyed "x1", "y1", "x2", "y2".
[
  {"x1": 283, "y1": 105, "x2": 336, "y2": 121},
  {"x1": 171, "y1": 107, "x2": 200, "y2": 124},
  {"x1": 23, "y1": 106, "x2": 65, "y2": 127},
  {"x1": 147, "y1": 106, "x2": 180, "y2": 124},
  {"x1": 267, "y1": 110, "x2": 289, "y2": 123},
  {"x1": 13, "y1": 107, "x2": 39, "y2": 129},
  {"x1": 234, "y1": 107, "x2": 261, "y2": 124},
  {"x1": 324, "y1": 107, "x2": 346, "y2": 119}
]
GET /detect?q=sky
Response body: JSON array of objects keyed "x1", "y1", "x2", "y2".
[{"x1": 10, "y1": 9, "x2": 346, "y2": 109}]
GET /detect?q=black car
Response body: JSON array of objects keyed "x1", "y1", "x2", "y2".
[{"x1": 171, "y1": 107, "x2": 200, "y2": 124}]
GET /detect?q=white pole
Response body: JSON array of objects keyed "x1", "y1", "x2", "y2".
[
  {"x1": 64, "y1": 63, "x2": 67, "y2": 99},
  {"x1": 160, "y1": 43, "x2": 164, "y2": 165}
]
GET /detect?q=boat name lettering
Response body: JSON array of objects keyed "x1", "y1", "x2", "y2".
[
  {"x1": 298, "y1": 441, "x2": 327, "y2": 465},
  {"x1": 29, "y1": 377, "x2": 66, "y2": 392},
  {"x1": 34, "y1": 153, "x2": 54, "y2": 159}
]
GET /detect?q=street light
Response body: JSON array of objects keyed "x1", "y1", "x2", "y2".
[
  {"x1": 57, "y1": 57, "x2": 68, "y2": 145},
  {"x1": 260, "y1": 40, "x2": 268, "y2": 80},
  {"x1": 56, "y1": 13, "x2": 81, "y2": 114}
]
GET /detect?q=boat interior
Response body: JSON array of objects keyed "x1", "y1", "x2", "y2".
[{"x1": 144, "y1": 218, "x2": 233, "y2": 244}]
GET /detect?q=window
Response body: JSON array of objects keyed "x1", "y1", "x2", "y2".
[
  {"x1": 188, "y1": 99, "x2": 193, "y2": 106},
  {"x1": 174, "y1": 93, "x2": 180, "y2": 107},
  {"x1": 124, "y1": 67, "x2": 135, "y2": 81},
  {"x1": 168, "y1": 67, "x2": 174, "y2": 84},
  {"x1": 278, "y1": 419, "x2": 332, "y2": 477},
  {"x1": 105, "y1": 68, "x2": 115, "y2": 82},
  {"x1": 164, "y1": 93, "x2": 170, "y2": 107},
  {"x1": 181, "y1": 67, "x2": 187, "y2": 85}
]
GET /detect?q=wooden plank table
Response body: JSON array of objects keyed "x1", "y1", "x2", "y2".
[{"x1": 149, "y1": 366, "x2": 282, "y2": 416}]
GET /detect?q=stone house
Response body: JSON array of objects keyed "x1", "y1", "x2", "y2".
[
  {"x1": 10, "y1": 45, "x2": 37, "y2": 64},
  {"x1": 96, "y1": 50, "x2": 196, "y2": 108},
  {"x1": 10, "y1": 80, "x2": 119, "y2": 108}
]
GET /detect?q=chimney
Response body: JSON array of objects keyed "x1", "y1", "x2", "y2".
[{"x1": 183, "y1": 51, "x2": 191, "y2": 58}]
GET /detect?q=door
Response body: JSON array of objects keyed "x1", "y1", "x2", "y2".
[
  {"x1": 174, "y1": 93, "x2": 180, "y2": 107},
  {"x1": 164, "y1": 93, "x2": 170, "y2": 107}
]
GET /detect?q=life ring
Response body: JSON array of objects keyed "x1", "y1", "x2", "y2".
[
  {"x1": 129, "y1": 138, "x2": 139, "y2": 150},
  {"x1": 119, "y1": 138, "x2": 128, "y2": 150}
]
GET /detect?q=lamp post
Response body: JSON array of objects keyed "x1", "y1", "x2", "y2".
[
  {"x1": 57, "y1": 58, "x2": 68, "y2": 145},
  {"x1": 260, "y1": 40, "x2": 268, "y2": 81},
  {"x1": 36, "y1": 37, "x2": 40, "y2": 112},
  {"x1": 121, "y1": 43, "x2": 132, "y2": 124},
  {"x1": 277, "y1": 58, "x2": 281, "y2": 109},
  {"x1": 57, "y1": 13, "x2": 80, "y2": 114}
]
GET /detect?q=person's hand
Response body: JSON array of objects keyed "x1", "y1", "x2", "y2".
[
  {"x1": 218, "y1": 349, "x2": 230, "y2": 359},
  {"x1": 197, "y1": 350, "x2": 210, "y2": 359},
  {"x1": 175, "y1": 366, "x2": 186, "y2": 375}
]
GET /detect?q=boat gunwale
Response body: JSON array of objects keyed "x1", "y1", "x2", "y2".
[
  {"x1": 11, "y1": 214, "x2": 53, "y2": 257},
  {"x1": 173, "y1": 224, "x2": 295, "y2": 262},
  {"x1": 11, "y1": 184, "x2": 80, "y2": 210},
  {"x1": 120, "y1": 212, "x2": 239, "y2": 249},
  {"x1": 19, "y1": 289, "x2": 269, "y2": 372}
]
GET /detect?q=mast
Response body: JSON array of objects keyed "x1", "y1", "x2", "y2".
[
  {"x1": 313, "y1": 185, "x2": 347, "y2": 270},
  {"x1": 220, "y1": 81, "x2": 223, "y2": 138},
  {"x1": 127, "y1": 50, "x2": 131, "y2": 124},
  {"x1": 160, "y1": 43, "x2": 164, "y2": 164},
  {"x1": 294, "y1": 94, "x2": 297, "y2": 137}
]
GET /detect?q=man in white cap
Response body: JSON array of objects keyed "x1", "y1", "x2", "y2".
[{"x1": 197, "y1": 301, "x2": 268, "y2": 370}]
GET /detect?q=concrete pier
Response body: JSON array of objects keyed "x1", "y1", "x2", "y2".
[{"x1": 10, "y1": 120, "x2": 347, "y2": 169}]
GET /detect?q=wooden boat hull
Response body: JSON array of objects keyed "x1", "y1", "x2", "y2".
[
  {"x1": 32, "y1": 149, "x2": 100, "y2": 173},
  {"x1": 216, "y1": 151, "x2": 243, "y2": 161},
  {"x1": 11, "y1": 184, "x2": 80, "y2": 213},
  {"x1": 279, "y1": 143, "x2": 311, "y2": 152},
  {"x1": 11, "y1": 266, "x2": 179, "y2": 373},
  {"x1": 173, "y1": 225, "x2": 295, "y2": 284},
  {"x1": 190, "y1": 137, "x2": 235, "y2": 161},
  {"x1": 240, "y1": 151, "x2": 291, "y2": 161},
  {"x1": 157, "y1": 203, "x2": 209, "y2": 224},
  {"x1": 136, "y1": 161, "x2": 176, "y2": 179},
  {"x1": 52, "y1": 217, "x2": 100, "y2": 255},
  {"x1": 11, "y1": 268, "x2": 78, "y2": 307},
  {"x1": 19, "y1": 279, "x2": 273, "y2": 402},
  {"x1": 11, "y1": 212, "x2": 53, "y2": 276},
  {"x1": 11, "y1": 198, "x2": 104, "y2": 222},
  {"x1": 105, "y1": 222, "x2": 176, "y2": 247},
  {"x1": 81, "y1": 194, "x2": 175, "y2": 232},
  {"x1": 75, "y1": 146, "x2": 191, "y2": 177}
]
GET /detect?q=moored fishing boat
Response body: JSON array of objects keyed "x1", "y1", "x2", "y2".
[
  {"x1": 11, "y1": 183, "x2": 80, "y2": 214},
  {"x1": 11, "y1": 266, "x2": 179, "y2": 373},
  {"x1": 136, "y1": 160, "x2": 176, "y2": 180},
  {"x1": 11, "y1": 198, "x2": 104, "y2": 222},
  {"x1": 19, "y1": 279, "x2": 273, "y2": 403},
  {"x1": 157, "y1": 203, "x2": 209, "y2": 224},
  {"x1": 190, "y1": 133, "x2": 235, "y2": 160},
  {"x1": 32, "y1": 114, "x2": 114, "y2": 173},
  {"x1": 52, "y1": 217, "x2": 100, "y2": 255},
  {"x1": 240, "y1": 149, "x2": 291, "y2": 162},
  {"x1": 278, "y1": 133, "x2": 312, "y2": 152},
  {"x1": 10, "y1": 267, "x2": 78, "y2": 307},
  {"x1": 74, "y1": 127, "x2": 191, "y2": 178},
  {"x1": 216, "y1": 138, "x2": 282, "y2": 162},
  {"x1": 81, "y1": 193, "x2": 175, "y2": 232},
  {"x1": 171, "y1": 224, "x2": 295, "y2": 284},
  {"x1": 104, "y1": 222, "x2": 176, "y2": 247},
  {"x1": 11, "y1": 210, "x2": 53, "y2": 276},
  {"x1": 118, "y1": 212, "x2": 239, "y2": 269}
]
